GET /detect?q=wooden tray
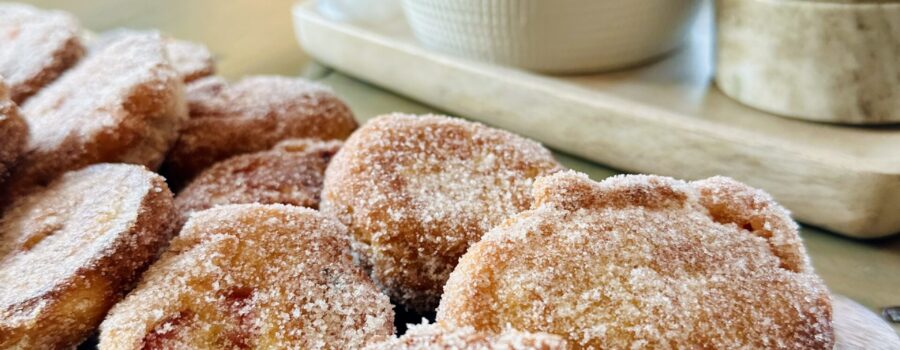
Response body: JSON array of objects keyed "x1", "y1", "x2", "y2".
[{"x1": 293, "y1": 1, "x2": 900, "y2": 239}]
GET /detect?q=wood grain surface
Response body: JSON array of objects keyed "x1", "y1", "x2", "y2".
[
  {"x1": 21, "y1": 0, "x2": 900, "y2": 338},
  {"x1": 295, "y1": 1, "x2": 900, "y2": 238}
]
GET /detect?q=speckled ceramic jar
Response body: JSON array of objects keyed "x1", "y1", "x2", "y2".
[{"x1": 715, "y1": 0, "x2": 900, "y2": 124}]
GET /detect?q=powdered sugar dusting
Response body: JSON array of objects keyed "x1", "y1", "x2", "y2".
[
  {"x1": 175, "y1": 139, "x2": 342, "y2": 225},
  {"x1": 0, "y1": 3, "x2": 84, "y2": 103},
  {"x1": 366, "y1": 322, "x2": 568, "y2": 350},
  {"x1": 163, "y1": 75, "x2": 357, "y2": 182},
  {"x1": 99, "y1": 204, "x2": 395, "y2": 349},
  {"x1": 321, "y1": 113, "x2": 561, "y2": 312},
  {"x1": 0, "y1": 163, "x2": 176, "y2": 348},
  {"x1": 438, "y1": 171, "x2": 834, "y2": 349}
]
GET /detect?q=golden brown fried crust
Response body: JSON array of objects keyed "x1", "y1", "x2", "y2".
[
  {"x1": 175, "y1": 139, "x2": 341, "y2": 226},
  {"x1": 161, "y1": 76, "x2": 357, "y2": 185},
  {"x1": 0, "y1": 33, "x2": 186, "y2": 206},
  {"x1": 0, "y1": 94, "x2": 27, "y2": 184},
  {"x1": 0, "y1": 164, "x2": 177, "y2": 349},
  {"x1": 321, "y1": 114, "x2": 561, "y2": 313},
  {"x1": 437, "y1": 171, "x2": 834, "y2": 349},
  {"x1": 99, "y1": 204, "x2": 395, "y2": 349},
  {"x1": 365, "y1": 323, "x2": 569, "y2": 350},
  {"x1": 0, "y1": 3, "x2": 85, "y2": 104},
  {"x1": 89, "y1": 29, "x2": 216, "y2": 83}
]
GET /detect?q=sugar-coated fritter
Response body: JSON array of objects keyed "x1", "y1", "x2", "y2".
[
  {"x1": 0, "y1": 3, "x2": 84, "y2": 103},
  {"x1": 365, "y1": 323, "x2": 568, "y2": 350},
  {"x1": 437, "y1": 171, "x2": 834, "y2": 349},
  {"x1": 321, "y1": 114, "x2": 561, "y2": 312},
  {"x1": 175, "y1": 139, "x2": 341, "y2": 226},
  {"x1": 89, "y1": 28, "x2": 215, "y2": 83},
  {"x1": 1, "y1": 33, "x2": 186, "y2": 205},
  {"x1": 99, "y1": 204, "x2": 395, "y2": 349},
  {"x1": 0, "y1": 164, "x2": 177, "y2": 349},
  {"x1": 161, "y1": 75, "x2": 357, "y2": 184}
]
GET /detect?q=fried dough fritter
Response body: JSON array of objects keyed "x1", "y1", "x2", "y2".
[
  {"x1": 1, "y1": 33, "x2": 186, "y2": 205},
  {"x1": 162, "y1": 75, "x2": 357, "y2": 184},
  {"x1": 99, "y1": 204, "x2": 395, "y2": 349},
  {"x1": 0, "y1": 164, "x2": 176, "y2": 349},
  {"x1": 175, "y1": 139, "x2": 341, "y2": 226},
  {"x1": 321, "y1": 113, "x2": 561, "y2": 312},
  {"x1": 365, "y1": 323, "x2": 568, "y2": 350},
  {"x1": 437, "y1": 171, "x2": 834, "y2": 349},
  {"x1": 0, "y1": 3, "x2": 84, "y2": 104}
]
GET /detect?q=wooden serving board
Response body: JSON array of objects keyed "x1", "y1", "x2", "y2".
[{"x1": 293, "y1": 1, "x2": 900, "y2": 239}]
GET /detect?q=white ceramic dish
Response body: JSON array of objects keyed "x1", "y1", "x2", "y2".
[
  {"x1": 402, "y1": 0, "x2": 703, "y2": 73},
  {"x1": 715, "y1": 0, "x2": 900, "y2": 124}
]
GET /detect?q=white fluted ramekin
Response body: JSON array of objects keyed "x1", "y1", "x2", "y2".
[{"x1": 402, "y1": 0, "x2": 703, "y2": 73}]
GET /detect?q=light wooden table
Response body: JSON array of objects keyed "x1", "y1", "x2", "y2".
[{"x1": 28, "y1": 0, "x2": 899, "y2": 333}]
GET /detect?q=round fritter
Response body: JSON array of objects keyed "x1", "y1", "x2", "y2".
[
  {"x1": 161, "y1": 75, "x2": 357, "y2": 184},
  {"x1": 99, "y1": 204, "x2": 395, "y2": 349},
  {"x1": 321, "y1": 113, "x2": 561, "y2": 312},
  {"x1": 0, "y1": 3, "x2": 84, "y2": 104},
  {"x1": 437, "y1": 171, "x2": 834, "y2": 349},
  {"x1": 0, "y1": 79, "x2": 27, "y2": 183},
  {"x1": 175, "y1": 139, "x2": 341, "y2": 225},
  {"x1": 1, "y1": 33, "x2": 186, "y2": 204},
  {"x1": 365, "y1": 323, "x2": 568, "y2": 350},
  {"x1": 89, "y1": 28, "x2": 215, "y2": 83},
  {"x1": 0, "y1": 163, "x2": 177, "y2": 349}
]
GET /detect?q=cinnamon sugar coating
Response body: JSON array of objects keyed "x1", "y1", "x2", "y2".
[
  {"x1": 0, "y1": 3, "x2": 84, "y2": 104},
  {"x1": 366, "y1": 323, "x2": 568, "y2": 350},
  {"x1": 1, "y1": 33, "x2": 187, "y2": 205},
  {"x1": 161, "y1": 75, "x2": 357, "y2": 184},
  {"x1": 89, "y1": 28, "x2": 215, "y2": 83},
  {"x1": 321, "y1": 114, "x2": 561, "y2": 312},
  {"x1": 175, "y1": 139, "x2": 341, "y2": 225},
  {"x1": 437, "y1": 171, "x2": 834, "y2": 349},
  {"x1": 0, "y1": 78, "x2": 27, "y2": 183},
  {"x1": 0, "y1": 164, "x2": 177, "y2": 349},
  {"x1": 99, "y1": 204, "x2": 395, "y2": 349}
]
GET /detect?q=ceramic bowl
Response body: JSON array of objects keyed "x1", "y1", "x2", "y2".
[{"x1": 402, "y1": 0, "x2": 703, "y2": 73}]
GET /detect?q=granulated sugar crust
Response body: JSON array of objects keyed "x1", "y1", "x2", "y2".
[
  {"x1": 437, "y1": 171, "x2": 834, "y2": 349},
  {"x1": 366, "y1": 322, "x2": 568, "y2": 350},
  {"x1": 89, "y1": 28, "x2": 215, "y2": 83},
  {"x1": 162, "y1": 75, "x2": 357, "y2": 183},
  {"x1": 0, "y1": 163, "x2": 176, "y2": 349},
  {"x1": 175, "y1": 139, "x2": 342, "y2": 226},
  {"x1": 0, "y1": 3, "x2": 84, "y2": 103},
  {"x1": 0, "y1": 77, "x2": 27, "y2": 183},
  {"x1": 321, "y1": 113, "x2": 562, "y2": 313},
  {"x1": 1, "y1": 33, "x2": 186, "y2": 205},
  {"x1": 99, "y1": 204, "x2": 395, "y2": 349}
]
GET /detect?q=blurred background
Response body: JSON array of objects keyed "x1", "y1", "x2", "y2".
[{"x1": 28, "y1": 0, "x2": 310, "y2": 78}]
